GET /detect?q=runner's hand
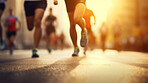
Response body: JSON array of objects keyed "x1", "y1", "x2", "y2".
[{"x1": 54, "y1": 0, "x2": 58, "y2": 5}]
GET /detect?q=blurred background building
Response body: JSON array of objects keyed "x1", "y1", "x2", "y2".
[
  {"x1": 106, "y1": 0, "x2": 148, "y2": 51},
  {"x1": 1, "y1": 0, "x2": 71, "y2": 49},
  {"x1": 1, "y1": 0, "x2": 27, "y2": 49},
  {"x1": 1, "y1": 0, "x2": 148, "y2": 51}
]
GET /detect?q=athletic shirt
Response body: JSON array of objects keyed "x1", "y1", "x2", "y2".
[
  {"x1": 5, "y1": 15, "x2": 18, "y2": 32},
  {"x1": 46, "y1": 15, "x2": 56, "y2": 27},
  {"x1": 0, "y1": 0, "x2": 5, "y2": 3},
  {"x1": 83, "y1": 9, "x2": 94, "y2": 29}
]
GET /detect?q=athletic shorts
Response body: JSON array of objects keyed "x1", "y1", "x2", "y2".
[
  {"x1": 65, "y1": 0, "x2": 86, "y2": 12},
  {"x1": 6, "y1": 31, "x2": 16, "y2": 39},
  {"x1": 24, "y1": 1, "x2": 47, "y2": 16},
  {"x1": 0, "y1": 3, "x2": 5, "y2": 11},
  {"x1": 46, "y1": 26, "x2": 56, "y2": 36}
]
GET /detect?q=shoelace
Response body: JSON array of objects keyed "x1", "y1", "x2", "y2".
[
  {"x1": 74, "y1": 47, "x2": 78, "y2": 52},
  {"x1": 81, "y1": 31, "x2": 86, "y2": 41},
  {"x1": 33, "y1": 48, "x2": 38, "y2": 53}
]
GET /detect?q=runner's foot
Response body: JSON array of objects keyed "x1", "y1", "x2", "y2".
[
  {"x1": 47, "y1": 46, "x2": 52, "y2": 53},
  {"x1": 32, "y1": 48, "x2": 39, "y2": 58},
  {"x1": 80, "y1": 29, "x2": 88, "y2": 47},
  {"x1": 72, "y1": 47, "x2": 79, "y2": 57}
]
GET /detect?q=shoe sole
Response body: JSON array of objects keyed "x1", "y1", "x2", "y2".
[
  {"x1": 80, "y1": 30, "x2": 88, "y2": 47},
  {"x1": 32, "y1": 56, "x2": 39, "y2": 58},
  {"x1": 32, "y1": 54, "x2": 39, "y2": 58},
  {"x1": 72, "y1": 54, "x2": 78, "y2": 57},
  {"x1": 80, "y1": 36, "x2": 88, "y2": 47}
]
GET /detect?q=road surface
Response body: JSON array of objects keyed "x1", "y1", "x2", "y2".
[{"x1": 0, "y1": 49, "x2": 148, "y2": 83}]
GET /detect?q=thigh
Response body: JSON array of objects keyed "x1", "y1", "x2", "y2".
[
  {"x1": 24, "y1": 2, "x2": 35, "y2": 30},
  {"x1": 6, "y1": 32, "x2": 11, "y2": 39},
  {"x1": 0, "y1": 9, "x2": 2, "y2": 17},
  {"x1": 26, "y1": 16, "x2": 34, "y2": 30},
  {"x1": 34, "y1": 1, "x2": 47, "y2": 24},
  {"x1": 34, "y1": 8, "x2": 45, "y2": 25},
  {"x1": 0, "y1": 3, "x2": 5, "y2": 17},
  {"x1": 0, "y1": 27, "x2": 2, "y2": 38},
  {"x1": 74, "y1": 3, "x2": 86, "y2": 20},
  {"x1": 68, "y1": 12, "x2": 75, "y2": 26},
  {"x1": 10, "y1": 35, "x2": 15, "y2": 42},
  {"x1": 65, "y1": 0, "x2": 76, "y2": 12},
  {"x1": 35, "y1": 1, "x2": 47, "y2": 10},
  {"x1": 24, "y1": 1, "x2": 35, "y2": 17}
]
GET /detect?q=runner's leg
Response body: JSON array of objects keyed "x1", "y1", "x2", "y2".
[
  {"x1": 74, "y1": 3, "x2": 86, "y2": 32},
  {"x1": 68, "y1": 12, "x2": 77, "y2": 47},
  {"x1": 0, "y1": 9, "x2": 4, "y2": 44},
  {"x1": 26, "y1": 16, "x2": 34, "y2": 31},
  {"x1": 33, "y1": 8, "x2": 44, "y2": 49}
]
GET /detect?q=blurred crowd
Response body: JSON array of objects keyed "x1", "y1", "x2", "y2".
[{"x1": 1, "y1": 0, "x2": 148, "y2": 56}]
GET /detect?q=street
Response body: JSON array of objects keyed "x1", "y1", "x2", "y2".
[{"x1": 0, "y1": 49, "x2": 148, "y2": 83}]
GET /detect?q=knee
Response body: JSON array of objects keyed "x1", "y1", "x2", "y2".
[
  {"x1": 73, "y1": 16, "x2": 81, "y2": 24},
  {"x1": 34, "y1": 19, "x2": 41, "y2": 28}
]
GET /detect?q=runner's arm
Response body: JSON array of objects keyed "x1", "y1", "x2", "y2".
[
  {"x1": 43, "y1": 16, "x2": 48, "y2": 27},
  {"x1": 92, "y1": 12, "x2": 96, "y2": 25},
  {"x1": 16, "y1": 17, "x2": 21, "y2": 31},
  {"x1": 4, "y1": 17, "x2": 7, "y2": 27},
  {"x1": 55, "y1": 17, "x2": 58, "y2": 28}
]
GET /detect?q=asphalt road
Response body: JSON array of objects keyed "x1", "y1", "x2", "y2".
[{"x1": 0, "y1": 49, "x2": 148, "y2": 83}]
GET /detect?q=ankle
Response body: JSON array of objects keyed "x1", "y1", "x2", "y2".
[
  {"x1": 33, "y1": 48, "x2": 38, "y2": 51},
  {"x1": 74, "y1": 46, "x2": 79, "y2": 50},
  {"x1": 82, "y1": 29, "x2": 85, "y2": 32}
]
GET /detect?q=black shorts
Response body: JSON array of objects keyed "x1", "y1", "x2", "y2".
[
  {"x1": 24, "y1": 1, "x2": 47, "y2": 16},
  {"x1": 6, "y1": 31, "x2": 16, "y2": 39},
  {"x1": 65, "y1": 0, "x2": 86, "y2": 12},
  {"x1": 46, "y1": 26, "x2": 56, "y2": 36},
  {"x1": 0, "y1": 3, "x2": 5, "y2": 11}
]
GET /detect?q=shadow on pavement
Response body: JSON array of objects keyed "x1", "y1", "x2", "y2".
[
  {"x1": 0, "y1": 57, "x2": 30, "y2": 64},
  {"x1": 0, "y1": 56, "x2": 86, "y2": 83}
]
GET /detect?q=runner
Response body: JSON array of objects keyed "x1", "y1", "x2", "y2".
[
  {"x1": 83, "y1": 7, "x2": 96, "y2": 55},
  {"x1": 65, "y1": 0, "x2": 88, "y2": 56},
  {"x1": 0, "y1": 0, "x2": 6, "y2": 50},
  {"x1": 43, "y1": 8, "x2": 58, "y2": 53},
  {"x1": 24, "y1": 0, "x2": 58, "y2": 57},
  {"x1": 4, "y1": 8, "x2": 21, "y2": 55},
  {"x1": 100, "y1": 22, "x2": 108, "y2": 52},
  {"x1": 113, "y1": 20, "x2": 121, "y2": 51},
  {"x1": 60, "y1": 32, "x2": 65, "y2": 50}
]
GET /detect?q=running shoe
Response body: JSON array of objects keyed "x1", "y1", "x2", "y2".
[
  {"x1": 47, "y1": 46, "x2": 52, "y2": 53},
  {"x1": 1, "y1": 39, "x2": 5, "y2": 50},
  {"x1": 32, "y1": 48, "x2": 39, "y2": 58},
  {"x1": 80, "y1": 29, "x2": 88, "y2": 47},
  {"x1": 83, "y1": 49, "x2": 86, "y2": 55},
  {"x1": 72, "y1": 47, "x2": 79, "y2": 57},
  {"x1": 9, "y1": 49, "x2": 13, "y2": 55}
]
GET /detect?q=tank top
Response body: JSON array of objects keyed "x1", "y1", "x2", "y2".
[{"x1": 7, "y1": 16, "x2": 17, "y2": 32}]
